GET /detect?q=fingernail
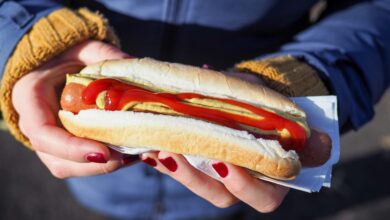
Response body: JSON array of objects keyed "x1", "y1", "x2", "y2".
[
  {"x1": 158, "y1": 157, "x2": 178, "y2": 172},
  {"x1": 85, "y1": 153, "x2": 107, "y2": 163},
  {"x1": 122, "y1": 154, "x2": 140, "y2": 165},
  {"x1": 142, "y1": 157, "x2": 157, "y2": 167},
  {"x1": 212, "y1": 162, "x2": 228, "y2": 178}
]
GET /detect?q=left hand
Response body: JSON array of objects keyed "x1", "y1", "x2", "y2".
[{"x1": 140, "y1": 151, "x2": 289, "y2": 213}]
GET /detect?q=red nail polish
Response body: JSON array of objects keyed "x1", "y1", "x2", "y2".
[
  {"x1": 212, "y1": 162, "x2": 228, "y2": 178},
  {"x1": 122, "y1": 154, "x2": 140, "y2": 165},
  {"x1": 159, "y1": 157, "x2": 178, "y2": 172},
  {"x1": 85, "y1": 153, "x2": 107, "y2": 163},
  {"x1": 142, "y1": 157, "x2": 157, "y2": 167}
]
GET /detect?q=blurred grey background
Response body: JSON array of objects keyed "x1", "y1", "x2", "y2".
[{"x1": 1, "y1": 89, "x2": 390, "y2": 220}]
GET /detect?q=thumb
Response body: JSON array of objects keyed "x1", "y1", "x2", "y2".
[{"x1": 65, "y1": 40, "x2": 133, "y2": 64}]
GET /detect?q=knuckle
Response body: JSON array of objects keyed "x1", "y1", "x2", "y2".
[
  {"x1": 94, "y1": 41, "x2": 123, "y2": 58},
  {"x1": 212, "y1": 197, "x2": 237, "y2": 209},
  {"x1": 106, "y1": 163, "x2": 121, "y2": 173},
  {"x1": 228, "y1": 181, "x2": 249, "y2": 196},
  {"x1": 29, "y1": 135, "x2": 44, "y2": 151},
  {"x1": 96, "y1": 42, "x2": 114, "y2": 55},
  {"x1": 258, "y1": 197, "x2": 282, "y2": 213},
  {"x1": 98, "y1": 164, "x2": 109, "y2": 175},
  {"x1": 99, "y1": 163, "x2": 121, "y2": 175},
  {"x1": 178, "y1": 175, "x2": 194, "y2": 187},
  {"x1": 177, "y1": 173, "x2": 203, "y2": 191},
  {"x1": 49, "y1": 164, "x2": 68, "y2": 179}
]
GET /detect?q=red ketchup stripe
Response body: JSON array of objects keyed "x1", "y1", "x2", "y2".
[{"x1": 81, "y1": 78, "x2": 307, "y2": 152}]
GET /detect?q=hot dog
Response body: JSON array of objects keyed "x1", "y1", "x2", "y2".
[{"x1": 59, "y1": 58, "x2": 331, "y2": 180}]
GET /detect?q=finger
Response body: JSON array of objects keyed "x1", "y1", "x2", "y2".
[
  {"x1": 141, "y1": 152, "x2": 239, "y2": 208},
  {"x1": 212, "y1": 162, "x2": 289, "y2": 213},
  {"x1": 64, "y1": 40, "x2": 132, "y2": 64},
  {"x1": 36, "y1": 150, "x2": 136, "y2": 179},
  {"x1": 23, "y1": 61, "x2": 83, "y2": 83},
  {"x1": 27, "y1": 124, "x2": 111, "y2": 163}
]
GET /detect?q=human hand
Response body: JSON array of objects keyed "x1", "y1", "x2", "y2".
[
  {"x1": 12, "y1": 40, "x2": 139, "y2": 178},
  {"x1": 140, "y1": 151, "x2": 289, "y2": 213},
  {"x1": 139, "y1": 130, "x2": 330, "y2": 212},
  {"x1": 136, "y1": 66, "x2": 329, "y2": 212}
]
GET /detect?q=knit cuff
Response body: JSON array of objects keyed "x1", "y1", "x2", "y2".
[
  {"x1": 0, "y1": 8, "x2": 119, "y2": 148},
  {"x1": 235, "y1": 56, "x2": 330, "y2": 97}
]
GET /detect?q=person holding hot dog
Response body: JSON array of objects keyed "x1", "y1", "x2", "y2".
[{"x1": 0, "y1": 1, "x2": 389, "y2": 219}]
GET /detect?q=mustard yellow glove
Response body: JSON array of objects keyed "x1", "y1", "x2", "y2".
[{"x1": 235, "y1": 56, "x2": 329, "y2": 97}]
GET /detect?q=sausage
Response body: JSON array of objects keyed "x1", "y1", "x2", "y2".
[
  {"x1": 298, "y1": 129, "x2": 332, "y2": 167},
  {"x1": 60, "y1": 83, "x2": 96, "y2": 113}
]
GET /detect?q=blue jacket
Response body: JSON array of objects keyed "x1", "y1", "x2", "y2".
[{"x1": 1, "y1": 0, "x2": 389, "y2": 219}]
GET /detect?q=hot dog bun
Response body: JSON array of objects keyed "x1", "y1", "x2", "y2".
[
  {"x1": 60, "y1": 110, "x2": 301, "y2": 179},
  {"x1": 59, "y1": 58, "x2": 309, "y2": 179}
]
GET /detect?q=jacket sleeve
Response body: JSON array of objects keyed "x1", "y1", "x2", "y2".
[
  {"x1": 245, "y1": 0, "x2": 390, "y2": 131},
  {"x1": 0, "y1": 0, "x2": 62, "y2": 80}
]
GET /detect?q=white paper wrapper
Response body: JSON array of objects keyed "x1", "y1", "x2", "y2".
[{"x1": 108, "y1": 96, "x2": 340, "y2": 193}]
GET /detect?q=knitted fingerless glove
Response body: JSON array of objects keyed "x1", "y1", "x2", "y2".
[{"x1": 235, "y1": 56, "x2": 329, "y2": 97}]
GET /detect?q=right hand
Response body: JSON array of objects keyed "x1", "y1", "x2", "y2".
[{"x1": 12, "y1": 40, "x2": 139, "y2": 179}]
